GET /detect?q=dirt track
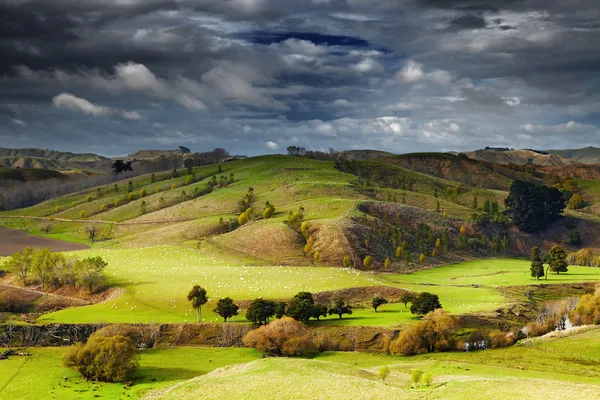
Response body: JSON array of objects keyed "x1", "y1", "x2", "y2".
[{"x1": 0, "y1": 227, "x2": 88, "y2": 256}]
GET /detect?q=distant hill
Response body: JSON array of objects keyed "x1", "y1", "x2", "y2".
[
  {"x1": 0, "y1": 148, "x2": 111, "y2": 172},
  {"x1": 0, "y1": 168, "x2": 68, "y2": 183},
  {"x1": 341, "y1": 149, "x2": 394, "y2": 161},
  {"x1": 466, "y1": 149, "x2": 573, "y2": 166},
  {"x1": 379, "y1": 152, "x2": 544, "y2": 190},
  {"x1": 546, "y1": 146, "x2": 600, "y2": 164},
  {"x1": 124, "y1": 149, "x2": 187, "y2": 161}
]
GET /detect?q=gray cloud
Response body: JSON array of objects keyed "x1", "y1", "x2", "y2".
[{"x1": 1, "y1": 0, "x2": 600, "y2": 156}]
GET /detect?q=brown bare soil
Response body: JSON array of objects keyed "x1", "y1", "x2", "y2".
[{"x1": 0, "y1": 226, "x2": 88, "y2": 256}]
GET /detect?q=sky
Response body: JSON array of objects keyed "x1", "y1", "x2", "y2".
[{"x1": 1, "y1": 0, "x2": 600, "y2": 157}]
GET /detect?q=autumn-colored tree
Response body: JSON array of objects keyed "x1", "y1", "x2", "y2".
[
  {"x1": 343, "y1": 255, "x2": 352, "y2": 268},
  {"x1": 384, "y1": 257, "x2": 391, "y2": 269},
  {"x1": 242, "y1": 317, "x2": 314, "y2": 356},
  {"x1": 63, "y1": 334, "x2": 138, "y2": 382},
  {"x1": 363, "y1": 255, "x2": 373, "y2": 269},
  {"x1": 390, "y1": 309, "x2": 458, "y2": 355}
]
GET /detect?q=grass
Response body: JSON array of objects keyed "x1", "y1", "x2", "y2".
[
  {"x1": 38, "y1": 245, "x2": 381, "y2": 324},
  {"x1": 380, "y1": 258, "x2": 600, "y2": 287},
  {"x1": 0, "y1": 347, "x2": 260, "y2": 400},
  {"x1": 5, "y1": 326, "x2": 600, "y2": 399}
]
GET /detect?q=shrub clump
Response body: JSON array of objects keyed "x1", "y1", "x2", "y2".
[
  {"x1": 62, "y1": 334, "x2": 139, "y2": 382},
  {"x1": 391, "y1": 309, "x2": 457, "y2": 356},
  {"x1": 242, "y1": 317, "x2": 314, "y2": 356}
]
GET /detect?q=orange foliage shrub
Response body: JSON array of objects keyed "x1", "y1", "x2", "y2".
[{"x1": 243, "y1": 317, "x2": 314, "y2": 356}]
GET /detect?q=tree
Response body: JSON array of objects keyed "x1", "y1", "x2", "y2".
[
  {"x1": 391, "y1": 309, "x2": 457, "y2": 356},
  {"x1": 32, "y1": 248, "x2": 60, "y2": 289},
  {"x1": 530, "y1": 246, "x2": 544, "y2": 280},
  {"x1": 128, "y1": 181, "x2": 133, "y2": 193},
  {"x1": 63, "y1": 334, "x2": 138, "y2": 382},
  {"x1": 111, "y1": 160, "x2": 133, "y2": 174},
  {"x1": 274, "y1": 301, "x2": 287, "y2": 319},
  {"x1": 76, "y1": 256, "x2": 107, "y2": 293},
  {"x1": 547, "y1": 245, "x2": 568, "y2": 277},
  {"x1": 384, "y1": 257, "x2": 391, "y2": 269},
  {"x1": 179, "y1": 146, "x2": 191, "y2": 154},
  {"x1": 187, "y1": 285, "x2": 208, "y2": 322},
  {"x1": 363, "y1": 255, "x2": 373, "y2": 269},
  {"x1": 483, "y1": 199, "x2": 491, "y2": 213},
  {"x1": 568, "y1": 194, "x2": 585, "y2": 210},
  {"x1": 243, "y1": 317, "x2": 313, "y2": 356},
  {"x1": 400, "y1": 292, "x2": 415, "y2": 307},
  {"x1": 285, "y1": 292, "x2": 317, "y2": 323},
  {"x1": 504, "y1": 180, "x2": 565, "y2": 232},
  {"x1": 263, "y1": 201, "x2": 275, "y2": 219},
  {"x1": 436, "y1": 200, "x2": 440, "y2": 212},
  {"x1": 311, "y1": 304, "x2": 328, "y2": 320},
  {"x1": 328, "y1": 298, "x2": 352, "y2": 319},
  {"x1": 140, "y1": 200, "x2": 147, "y2": 215},
  {"x1": 410, "y1": 292, "x2": 441, "y2": 315},
  {"x1": 395, "y1": 246, "x2": 403, "y2": 258},
  {"x1": 343, "y1": 255, "x2": 352, "y2": 268},
  {"x1": 372, "y1": 296, "x2": 388, "y2": 312},
  {"x1": 213, "y1": 297, "x2": 240, "y2": 322},
  {"x1": 86, "y1": 224, "x2": 99, "y2": 243},
  {"x1": 379, "y1": 365, "x2": 390, "y2": 383},
  {"x1": 246, "y1": 299, "x2": 276, "y2": 325},
  {"x1": 5, "y1": 248, "x2": 33, "y2": 284},
  {"x1": 471, "y1": 195, "x2": 478, "y2": 210},
  {"x1": 501, "y1": 235, "x2": 509, "y2": 251}
]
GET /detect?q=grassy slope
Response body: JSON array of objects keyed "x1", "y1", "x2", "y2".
[{"x1": 5, "y1": 327, "x2": 600, "y2": 400}]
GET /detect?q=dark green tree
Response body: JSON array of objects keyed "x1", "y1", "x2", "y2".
[
  {"x1": 504, "y1": 180, "x2": 565, "y2": 232},
  {"x1": 410, "y1": 292, "x2": 441, "y2": 315},
  {"x1": 187, "y1": 285, "x2": 208, "y2": 322},
  {"x1": 328, "y1": 298, "x2": 352, "y2": 319},
  {"x1": 546, "y1": 245, "x2": 568, "y2": 277},
  {"x1": 274, "y1": 301, "x2": 287, "y2": 319},
  {"x1": 285, "y1": 292, "x2": 316, "y2": 323},
  {"x1": 530, "y1": 246, "x2": 544, "y2": 280},
  {"x1": 111, "y1": 160, "x2": 132, "y2": 174},
  {"x1": 246, "y1": 299, "x2": 276, "y2": 325},
  {"x1": 371, "y1": 296, "x2": 388, "y2": 312},
  {"x1": 213, "y1": 297, "x2": 239, "y2": 322},
  {"x1": 400, "y1": 292, "x2": 415, "y2": 307}
]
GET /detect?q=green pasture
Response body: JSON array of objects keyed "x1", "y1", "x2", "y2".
[
  {"x1": 380, "y1": 258, "x2": 600, "y2": 287},
  {"x1": 39, "y1": 245, "x2": 381, "y2": 324}
]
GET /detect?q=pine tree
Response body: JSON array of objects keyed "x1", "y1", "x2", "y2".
[
  {"x1": 530, "y1": 246, "x2": 544, "y2": 280},
  {"x1": 472, "y1": 195, "x2": 478, "y2": 210}
]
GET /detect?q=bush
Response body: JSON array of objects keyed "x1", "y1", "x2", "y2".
[
  {"x1": 62, "y1": 334, "x2": 138, "y2": 382},
  {"x1": 569, "y1": 291, "x2": 600, "y2": 326},
  {"x1": 85, "y1": 195, "x2": 92, "y2": 203},
  {"x1": 490, "y1": 331, "x2": 514, "y2": 348},
  {"x1": 391, "y1": 309, "x2": 457, "y2": 355},
  {"x1": 242, "y1": 317, "x2": 314, "y2": 356},
  {"x1": 563, "y1": 229, "x2": 582, "y2": 245},
  {"x1": 525, "y1": 321, "x2": 552, "y2": 337}
]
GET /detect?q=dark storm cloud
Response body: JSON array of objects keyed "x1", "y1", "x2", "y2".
[
  {"x1": 444, "y1": 15, "x2": 487, "y2": 31},
  {"x1": 1, "y1": 0, "x2": 600, "y2": 155}
]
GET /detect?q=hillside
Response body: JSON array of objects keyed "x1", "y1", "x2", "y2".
[
  {"x1": 547, "y1": 146, "x2": 600, "y2": 164},
  {"x1": 466, "y1": 149, "x2": 573, "y2": 166},
  {"x1": 0, "y1": 168, "x2": 68, "y2": 183},
  {"x1": 377, "y1": 153, "x2": 544, "y2": 190},
  {"x1": 126, "y1": 149, "x2": 187, "y2": 160},
  {"x1": 342, "y1": 149, "x2": 395, "y2": 161},
  {"x1": 0, "y1": 147, "x2": 111, "y2": 171}
]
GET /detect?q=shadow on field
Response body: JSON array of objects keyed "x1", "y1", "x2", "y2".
[{"x1": 135, "y1": 367, "x2": 204, "y2": 383}]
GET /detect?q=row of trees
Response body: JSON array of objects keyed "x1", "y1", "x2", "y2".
[{"x1": 4, "y1": 248, "x2": 107, "y2": 293}]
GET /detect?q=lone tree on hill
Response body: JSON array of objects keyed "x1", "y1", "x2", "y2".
[
  {"x1": 410, "y1": 292, "x2": 441, "y2": 315},
  {"x1": 504, "y1": 180, "x2": 565, "y2": 233},
  {"x1": 213, "y1": 297, "x2": 240, "y2": 322},
  {"x1": 328, "y1": 298, "x2": 353, "y2": 319},
  {"x1": 530, "y1": 246, "x2": 545, "y2": 280},
  {"x1": 187, "y1": 285, "x2": 208, "y2": 322},
  {"x1": 546, "y1": 245, "x2": 568, "y2": 278},
  {"x1": 372, "y1": 296, "x2": 388, "y2": 312},
  {"x1": 246, "y1": 298, "x2": 276, "y2": 325}
]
